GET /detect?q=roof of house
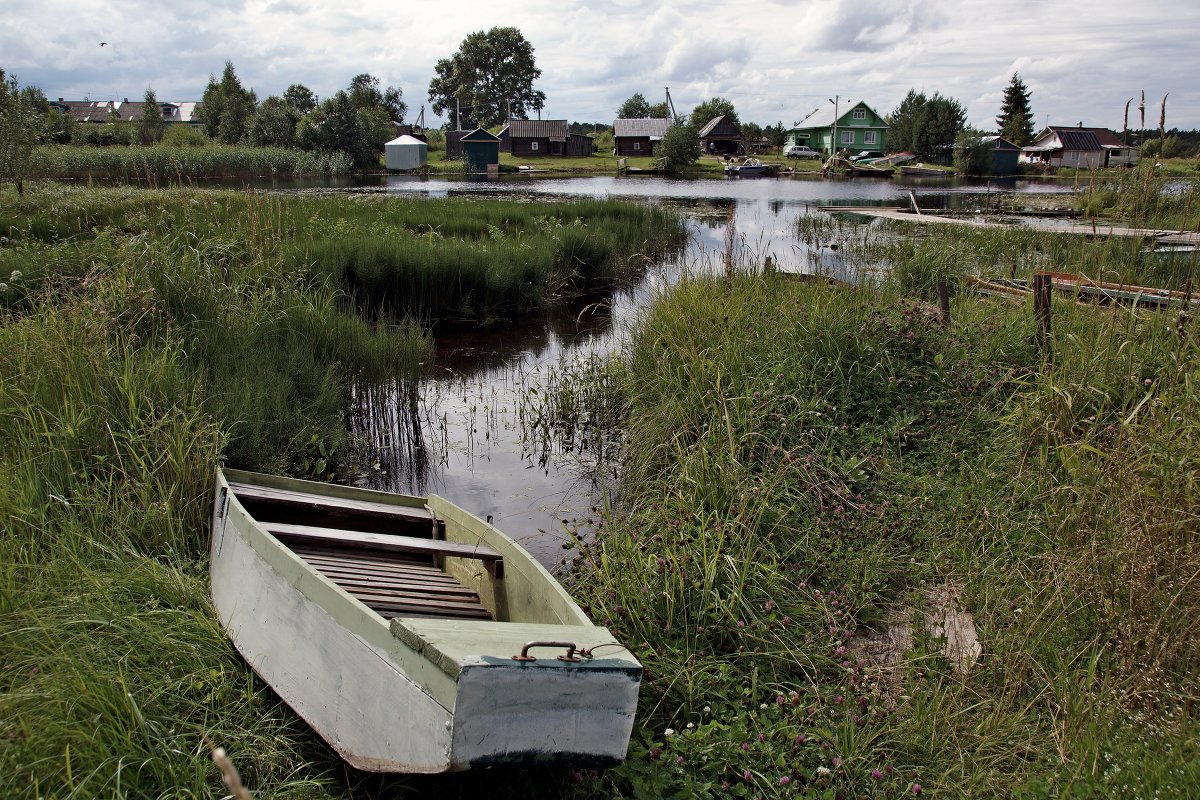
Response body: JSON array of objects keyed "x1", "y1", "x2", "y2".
[
  {"x1": 793, "y1": 101, "x2": 886, "y2": 130},
  {"x1": 697, "y1": 115, "x2": 742, "y2": 139},
  {"x1": 1044, "y1": 125, "x2": 1127, "y2": 148},
  {"x1": 506, "y1": 119, "x2": 569, "y2": 141},
  {"x1": 52, "y1": 99, "x2": 201, "y2": 124},
  {"x1": 981, "y1": 135, "x2": 1020, "y2": 151},
  {"x1": 614, "y1": 118, "x2": 672, "y2": 138},
  {"x1": 1023, "y1": 129, "x2": 1103, "y2": 153},
  {"x1": 461, "y1": 128, "x2": 501, "y2": 142}
]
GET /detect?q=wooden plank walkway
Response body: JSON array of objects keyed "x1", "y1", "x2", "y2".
[{"x1": 816, "y1": 206, "x2": 1200, "y2": 245}]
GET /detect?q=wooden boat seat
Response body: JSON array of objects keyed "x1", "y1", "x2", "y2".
[
  {"x1": 286, "y1": 540, "x2": 495, "y2": 621},
  {"x1": 265, "y1": 522, "x2": 504, "y2": 578},
  {"x1": 229, "y1": 481, "x2": 443, "y2": 537}
]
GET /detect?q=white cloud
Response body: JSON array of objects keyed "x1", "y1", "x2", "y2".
[{"x1": 3, "y1": 0, "x2": 1197, "y2": 129}]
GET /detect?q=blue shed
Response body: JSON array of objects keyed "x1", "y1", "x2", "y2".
[
  {"x1": 461, "y1": 128, "x2": 501, "y2": 173},
  {"x1": 984, "y1": 136, "x2": 1021, "y2": 175}
]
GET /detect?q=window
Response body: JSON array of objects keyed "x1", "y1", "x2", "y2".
[
  {"x1": 841, "y1": 130, "x2": 854, "y2": 145},
  {"x1": 531, "y1": 141, "x2": 539, "y2": 151},
  {"x1": 864, "y1": 132, "x2": 877, "y2": 145},
  {"x1": 852, "y1": 108, "x2": 866, "y2": 120},
  {"x1": 633, "y1": 142, "x2": 641, "y2": 151}
]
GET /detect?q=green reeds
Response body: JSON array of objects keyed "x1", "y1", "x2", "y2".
[{"x1": 29, "y1": 143, "x2": 354, "y2": 181}]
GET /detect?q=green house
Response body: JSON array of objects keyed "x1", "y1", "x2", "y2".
[
  {"x1": 786, "y1": 101, "x2": 889, "y2": 156},
  {"x1": 461, "y1": 128, "x2": 501, "y2": 172}
]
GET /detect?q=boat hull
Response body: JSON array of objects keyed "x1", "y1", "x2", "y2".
[{"x1": 210, "y1": 469, "x2": 641, "y2": 772}]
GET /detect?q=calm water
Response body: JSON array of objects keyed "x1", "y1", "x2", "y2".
[{"x1": 343, "y1": 174, "x2": 1068, "y2": 568}]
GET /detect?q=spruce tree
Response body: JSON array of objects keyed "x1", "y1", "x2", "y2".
[{"x1": 996, "y1": 73, "x2": 1035, "y2": 146}]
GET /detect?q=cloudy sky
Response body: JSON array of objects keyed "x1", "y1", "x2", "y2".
[{"x1": 4, "y1": 0, "x2": 1196, "y2": 132}]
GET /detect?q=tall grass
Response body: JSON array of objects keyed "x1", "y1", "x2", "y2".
[
  {"x1": 0, "y1": 182, "x2": 430, "y2": 797},
  {"x1": 29, "y1": 143, "x2": 354, "y2": 181},
  {"x1": 564, "y1": 250, "x2": 1200, "y2": 796}
]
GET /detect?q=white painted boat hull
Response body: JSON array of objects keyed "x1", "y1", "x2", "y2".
[{"x1": 209, "y1": 469, "x2": 641, "y2": 772}]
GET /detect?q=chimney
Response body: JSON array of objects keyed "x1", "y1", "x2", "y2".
[{"x1": 1078, "y1": 121, "x2": 1082, "y2": 128}]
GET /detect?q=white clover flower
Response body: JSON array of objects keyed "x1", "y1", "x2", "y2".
[
  {"x1": 664, "y1": 728, "x2": 675, "y2": 737},
  {"x1": 686, "y1": 722, "x2": 694, "y2": 729},
  {"x1": 0, "y1": 282, "x2": 8, "y2": 293},
  {"x1": 9, "y1": 270, "x2": 21, "y2": 281},
  {"x1": 816, "y1": 766, "x2": 831, "y2": 777}
]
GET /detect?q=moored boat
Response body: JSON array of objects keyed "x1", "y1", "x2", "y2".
[
  {"x1": 899, "y1": 164, "x2": 956, "y2": 177},
  {"x1": 210, "y1": 468, "x2": 642, "y2": 773},
  {"x1": 724, "y1": 157, "x2": 774, "y2": 176}
]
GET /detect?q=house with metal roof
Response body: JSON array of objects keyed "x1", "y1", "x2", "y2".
[
  {"x1": 979, "y1": 136, "x2": 1021, "y2": 175},
  {"x1": 499, "y1": 119, "x2": 594, "y2": 157},
  {"x1": 697, "y1": 115, "x2": 744, "y2": 155},
  {"x1": 786, "y1": 101, "x2": 888, "y2": 156},
  {"x1": 49, "y1": 98, "x2": 203, "y2": 127},
  {"x1": 613, "y1": 118, "x2": 672, "y2": 156},
  {"x1": 1021, "y1": 125, "x2": 1138, "y2": 168}
]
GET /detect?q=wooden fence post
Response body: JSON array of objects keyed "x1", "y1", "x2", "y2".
[
  {"x1": 1033, "y1": 272, "x2": 1052, "y2": 354},
  {"x1": 937, "y1": 279, "x2": 950, "y2": 326}
]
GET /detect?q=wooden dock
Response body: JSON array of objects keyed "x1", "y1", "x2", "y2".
[{"x1": 816, "y1": 206, "x2": 1200, "y2": 245}]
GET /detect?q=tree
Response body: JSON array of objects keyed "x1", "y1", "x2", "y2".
[
  {"x1": 689, "y1": 97, "x2": 738, "y2": 129},
  {"x1": 649, "y1": 101, "x2": 669, "y2": 118},
  {"x1": 348, "y1": 73, "x2": 406, "y2": 122},
  {"x1": 618, "y1": 92, "x2": 652, "y2": 118},
  {"x1": 889, "y1": 90, "x2": 967, "y2": 161},
  {"x1": 248, "y1": 96, "x2": 300, "y2": 148},
  {"x1": 283, "y1": 84, "x2": 317, "y2": 114},
  {"x1": 428, "y1": 27, "x2": 545, "y2": 129},
  {"x1": 138, "y1": 88, "x2": 165, "y2": 144},
  {"x1": 659, "y1": 123, "x2": 699, "y2": 172},
  {"x1": 953, "y1": 128, "x2": 993, "y2": 176},
  {"x1": 199, "y1": 61, "x2": 257, "y2": 144},
  {"x1": 0, "y1": 69, "x2": 42, "y2": 195},
  {"x1": 996, "y1": 73, "x2": 1034, "y2": 147},
  {"x1": 296, "y1": 90, "x2": 377, "y2": 168}
]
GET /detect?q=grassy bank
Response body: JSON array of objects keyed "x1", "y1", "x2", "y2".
[
  {"x1": 0, "y1": 181, "x2": 693, "y2": 798},
  {"x1": 557, "y1": 218, "x2": 1199, "y2": 796}
]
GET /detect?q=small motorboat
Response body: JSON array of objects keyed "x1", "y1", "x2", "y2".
[
  {"x1": 210, "y1": 468, "x2": 642, "y2": 773},
  {"x1": 724, "y1": 157, "x2": 774, "y2": 176}
]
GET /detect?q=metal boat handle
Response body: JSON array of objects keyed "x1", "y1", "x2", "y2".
[{"x1": 512, "y1": 641, "x2": 581, "y2": 662}]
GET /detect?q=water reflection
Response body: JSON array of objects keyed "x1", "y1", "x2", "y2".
[{"x1": 342, "y1": 175, "x2": 1070, "y2": 569}]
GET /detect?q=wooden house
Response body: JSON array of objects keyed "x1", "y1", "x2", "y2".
[
  {"x1": 1021, "y1": 125, "x2": 1138, "y2": 168},
  {"x1": 613, "y1": 118, "x2": 672, "y2": 156},
  {"x1": 786, "y1": 101, "x2": 888, "y2": 156},
  {"x1": 697, "y1": 115, "x2": 744, "y2": 155},
  {"x1": 980, "y1": 136, "x2": 1021, "y2": 175},
  {"x1": 501, "y1": 119, "x2": 593, "y2": 157},
  {"x1": 49, "y1": 98, "x2": 202, "y2": 127}
]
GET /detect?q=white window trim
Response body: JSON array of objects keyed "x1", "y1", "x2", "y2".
[
  {"x1": 633, "y1": 141, "x2": 641, "y2": 151},
  {"x1": 852, "y1": 108, "x2": 866, "y2": 120},
  {"x1": 864, "y1": 132, "x2": 877, "y2": 145},
  {"x1": 841, "y1": 130, "x2": 854, "y2": 144},
  {"x1": 531, "y1": 141, "x2": 539, "y2": 151}
]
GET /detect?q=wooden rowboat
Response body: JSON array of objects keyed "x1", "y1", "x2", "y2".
[{"x1": 210, "y1": 468, "x2": 642, "y2": 773}]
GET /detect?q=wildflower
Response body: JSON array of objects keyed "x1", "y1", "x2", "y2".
[
  {"x1": 737, "y1": 620, "x2": 746, "y2": 628},
  {"x1": 780, "y1": 776, "x2": 791, "y2": 785},
  {"x1": 649, "y1": 747, "x2": 661, "y2": 760},
  {"x1": 781, "y1": 615, "x2": 791, "y2": 626},
  {"x1": 743, "y1": 770, "x2": 753, "y2": 781},
  {"x1": 703, "y1": 706, "x2": 711, "y2": 713},
  {"x1": 1144, "y1": 378, "x2": 1153, "y2": 386},
  {"x1": 871, "y1": 769, "x2": 884, "y2": 780},
  {"x1": 760, "y1": 703, "x2": 768, "y2": 711},
  {"x1": 742, "y1": 742, "x2": 751, "y2": 751},
  {"x1": 816, "y1": 766, "x2": 831, "y2": 777},
  {"x1": 832, "y1": 756, "x2": 842, "y2": 768},
  {"x1": 664, "y1": 728, "x2": 675, "y2": 737},
  {"x1": 758, "y1": 733, "x2": 766, "y2": 742},
  {"x1": 676, "y1": 755, "x2": 684, "y2": 765},
  {"x1": 795, "y1": 734, "x2": 807, "y2": 745},
  {"x1": 570, "y1": 771, "x2": 583, "y2": 783},
  {"x1": 911, "y1": 783, "x2": 922, "y2": 795}
]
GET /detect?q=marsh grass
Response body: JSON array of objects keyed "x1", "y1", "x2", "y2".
[
  {"x1": 30, "y1": 143, "x2": 354, "y2": 181},
  {"x1": 564, "y1": 260, "x2": 1199, "y2": 796},
  {"x1": 0, "y1": 182, "x2": 431, "y2": 797}
]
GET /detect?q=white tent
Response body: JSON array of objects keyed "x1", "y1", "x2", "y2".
[{"x1": 385, "y1": 135, "x2": 428, "y2": 171}]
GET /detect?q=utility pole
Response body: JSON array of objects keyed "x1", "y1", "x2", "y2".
[
  {"x1": 829, "y1": 95, "x2": 839, "y2": 155},
  {"x1": 456, "y1": 97, "x2": 461, "y2": 131},
  {"x1": 665, "y1": 87, "x2": 678, "y2": 123}
]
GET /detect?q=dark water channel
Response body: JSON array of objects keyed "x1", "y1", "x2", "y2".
[{"x1": 341, "y1": 174, "x2": 1068, "y2": 569}]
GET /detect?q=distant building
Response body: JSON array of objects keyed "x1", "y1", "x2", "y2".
[
  {"x1": 697, "y1": 115, "x2": 744, "y2": 155},
  {"x1": 980, "y1": 136, "x2": 1021, "y2": 175},
  {"x1": 787, "y1": 101, "x2": 888, "y2": 155},
  {"x1": 499, "y1": 119, "x2": 594, "y2": 157},
  {"x1": 385, "y1": 135, "x2": 428, "y2": 171},
  {"x1": 48, "y1": 98, "x2": 202, "y2": 127},
  {"x1": 460, "y1": 128, "x2": 501, "y2": 172},
  {"x1": 1021, "y1": 125, "x2": 1138, "y2": 168},
  {"x1": 613, "y1": 118, "x2": 672, "y2": 156}
]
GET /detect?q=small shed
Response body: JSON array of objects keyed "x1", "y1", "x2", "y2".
[
  {"x1": 461, "y1": 128, "x2": 501, "y2": 172},
  {"x1": 385, "y1": 135, "x2": 428, "y2": 171},
  {"x1": 981, "y1": 136, "x2": 1020, "y2": 175},
  {"x1": 698, "y1": 115, "x2": 745, "y2": 156},
  {"x1": 613, "y1": 118, "x2": 672, "y2": 156}
]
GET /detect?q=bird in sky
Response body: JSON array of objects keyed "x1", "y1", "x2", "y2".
[{"x1": 99, "y1": 42, "x2": 108, "y2": 46}]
